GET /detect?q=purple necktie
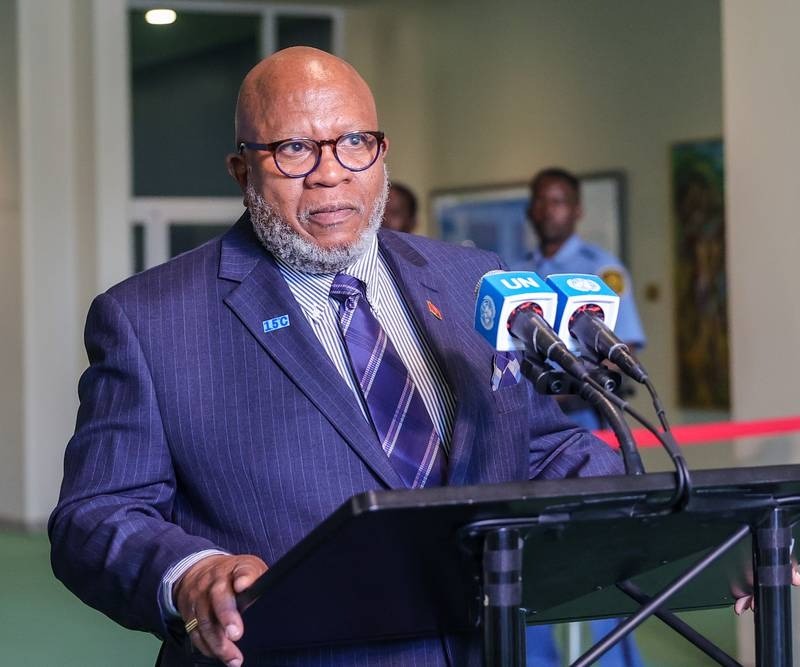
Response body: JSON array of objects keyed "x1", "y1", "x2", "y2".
[{"x1": 330, "y1": 273, "x2": 446, "y2": 488}]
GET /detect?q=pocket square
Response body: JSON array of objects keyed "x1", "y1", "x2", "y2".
[{"x1": 491, "y1": 353, "x2": 521, "y2": 391}]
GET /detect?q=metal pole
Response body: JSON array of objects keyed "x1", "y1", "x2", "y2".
[
  {"x1": 571, "y1": 525, "x2": 750, "y2": 667},
  {"x1": 753, "y1": 507, "x2": 792, "y2": 667},
  {"x1": 616, "y1": 580, "x2": 742, "y2": 666},
  {"x1": 482, "y1": 528, "x2": 524, "y2": 667}
]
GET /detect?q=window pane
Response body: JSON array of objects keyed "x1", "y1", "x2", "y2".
[
  {"x1": 169, "y1": 223, "x2": 231, "y2": 257},
  {"x1": 132, "y1": 223, "x2": 145, "y2": 273},
  {"x1": 130, "y1": 11, "x2": 260, "y2": 196},
  {"x1": 276, "y1": 16, "x2": 333, "y2": 52}
]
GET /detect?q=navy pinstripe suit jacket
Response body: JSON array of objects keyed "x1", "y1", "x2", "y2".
[{"x1": 49, "y1": 215, "x2": 623, "y2": 666}]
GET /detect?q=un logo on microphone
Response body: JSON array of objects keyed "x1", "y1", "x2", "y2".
[
  {"x1": 566, "y1": 277, "x2": 601, "y2": 293},
  {"x1": 480, "y1": 296, "x2": 496, "y2": 330}
]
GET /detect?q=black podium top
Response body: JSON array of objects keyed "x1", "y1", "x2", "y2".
[{"x1": 236, "y1": 465, "x2": 800, "y2": 654}]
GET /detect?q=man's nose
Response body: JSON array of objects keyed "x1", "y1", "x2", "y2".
[{"x1": 306, "y1": 144, "x2": 351, "y2": 187}]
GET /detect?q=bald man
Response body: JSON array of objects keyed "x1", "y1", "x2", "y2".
[{"x1": 49, "y1": 48, "x2": 622, "y2": 667}]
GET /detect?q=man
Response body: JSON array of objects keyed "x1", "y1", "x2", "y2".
[
  {"x1": 49, "y1": 48, "x2": 623, "y2": 667},
  {"x1": 382, "y1": 181, "x2": 418, "y2": 233},
  {"x1": 517, "y1": 168, "x2": 646, "y2": 667},
  {"x1": 516, "y1": 167, "x2": 646, "y2": 431}
]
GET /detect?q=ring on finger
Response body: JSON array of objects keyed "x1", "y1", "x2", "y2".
[{"x1": 184, "y1": 617, "x2": 199, "y2": 634}]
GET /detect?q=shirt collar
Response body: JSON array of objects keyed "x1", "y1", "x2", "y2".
[{"x1": 275, "y1": 235, "x2": 381, "y2": 322}]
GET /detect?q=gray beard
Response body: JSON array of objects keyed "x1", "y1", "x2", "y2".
[{"x1": 248, "y1": 166, "x2": 389, "y2": 274}]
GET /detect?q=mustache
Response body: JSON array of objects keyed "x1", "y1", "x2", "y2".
[{"x1": 300, "y1": 201, "x2": 364, "y2": 218}]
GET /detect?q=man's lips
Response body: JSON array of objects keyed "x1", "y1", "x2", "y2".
[{"x1": 305, "y1": 204, "x2": 360, "y2": 226}]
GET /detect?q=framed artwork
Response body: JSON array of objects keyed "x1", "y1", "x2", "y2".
[
  {"x1": 671, "y1": 139, "x2": 729, "y2": 409},
  {"x1": 431, "y1": 171, "x2": 627, "y2": 268}
]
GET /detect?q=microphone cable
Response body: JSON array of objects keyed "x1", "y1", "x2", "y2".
[{"x1": 585, "y1": 375, "x2": 693, "y2": 512}]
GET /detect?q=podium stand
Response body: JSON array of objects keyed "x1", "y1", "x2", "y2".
[{"x1": 234, "y1": 465, "x2": 800, "y2": 666}]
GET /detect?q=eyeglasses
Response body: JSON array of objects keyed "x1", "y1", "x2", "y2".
[{"x1": 238, "y1": 131, "x2": 385, "y2": 178}]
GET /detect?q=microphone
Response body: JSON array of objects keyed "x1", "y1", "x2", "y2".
[
  {"x1": 474, "y1": 270, "x2": 588, "y2": 381},
  {"x1": 545, "y1": 273, "x2": 649, "y2": 383},
  {"x1": 570, "y1": 311, "x2": 648, "y2": 383},
  {"x1": 474, "y1": 270, "x2": 644, "y2": 474},
  {"x1": 542, "y1": 273, "x2": 649, "y2": 475},
  {"x1": 545, "y1": 274, "x2": 621, "y2": 352},
  {"x1": 474, "y1": 270, "x2": 558, "y2": 351},
  {"x1": 508, "y1": 307, "x2": 590, "y2": 382}
]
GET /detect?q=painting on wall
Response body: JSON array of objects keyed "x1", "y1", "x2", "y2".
[
  {"x1": 431, "y1": 171, "x2": 627, "y2": 269},
  {"x1": 671, "y1": 139, "x2": 729, "y2": 409}
]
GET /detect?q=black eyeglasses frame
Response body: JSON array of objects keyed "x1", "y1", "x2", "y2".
[{"x1": 237, "y1": 131, "x2": 385, "y2": 179}]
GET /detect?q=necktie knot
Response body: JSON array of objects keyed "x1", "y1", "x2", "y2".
[{"x1": 330, "y1": 273, "x2": 366, "y2": 309}]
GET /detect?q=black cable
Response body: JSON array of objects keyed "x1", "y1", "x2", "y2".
[
  {"x1": 577, "y1": 382, "x2": 644, "y2": 475},
  {"x1": 645, "y1": 377, "x2": 671, "y2": 431},
  {"x1": 584, "y1": 376, "x2": 693, "y2": 511}
]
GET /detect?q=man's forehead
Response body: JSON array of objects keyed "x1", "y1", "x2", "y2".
[
  {"x1": 534, "y1": 178, "x2": 578, "y2": 198},
  {"x1": 256, "y1": 87, "x2": 376, "y2": 137},
  {"x1": 237, "y1": 55, "x2": 377, "y2": 138}
]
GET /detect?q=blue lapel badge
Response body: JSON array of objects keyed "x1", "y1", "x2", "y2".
[{"x1": 263, "y1": 314, "x2": 290, "y2": 333}]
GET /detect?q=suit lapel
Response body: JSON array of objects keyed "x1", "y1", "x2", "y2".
[
  {"x1": 219, "y1": 218, "x2": 405, "y2": 488},
  {"x1": 379, "y1": 232, "x2": 489, "y2": 486}
]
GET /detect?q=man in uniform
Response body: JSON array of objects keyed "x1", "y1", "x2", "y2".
[{"x1": 516, "y1": 167, "x2": 646, "y2": 430}]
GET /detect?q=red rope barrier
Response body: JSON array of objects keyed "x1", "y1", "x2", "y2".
[{"x1": 594, "y1": 415, "x2": 800, "y2": 448}]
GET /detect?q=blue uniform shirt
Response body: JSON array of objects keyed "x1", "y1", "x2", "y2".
[{"x1": 514, "y1": 234, "x2": 646, "y2": 347}]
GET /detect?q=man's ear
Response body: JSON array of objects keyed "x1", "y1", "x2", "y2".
[{"x1": 226, "y1": 152, "x2": 248, "y2": 203}]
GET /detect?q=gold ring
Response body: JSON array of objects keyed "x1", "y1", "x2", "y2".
[{"x1": 184, "y1": 617, "x2": 199, "y2": 634}]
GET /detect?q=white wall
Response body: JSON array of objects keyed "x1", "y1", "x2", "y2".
[
  {"x1": 0, "y1": 0, "x2": 24, "y2": 522},
  {"x1": 0, "y1": 0, "x2": 97, "y2": 526},
  {"x1": 348, "y1": 0, "x2": 723, "y2": 465},
  {"x1": 722, "y1": 1, "x2": 800, "y2": 661}
]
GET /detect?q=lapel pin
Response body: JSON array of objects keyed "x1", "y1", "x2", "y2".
[
  {"x1": 263, "y1": 314, "x2": 290, "y2": 333},
  {"x1": 426, "y1": 300, "x2": 443, "y2": 320}
]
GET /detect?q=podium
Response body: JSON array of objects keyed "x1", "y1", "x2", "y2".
[{"x1": 234, "y1": 465, "x2": 800, "y2": 666}]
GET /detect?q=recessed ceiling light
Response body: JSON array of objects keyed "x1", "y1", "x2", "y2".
[{"x1": 145, "y1": 9, "x2": 177, "y2": 25}]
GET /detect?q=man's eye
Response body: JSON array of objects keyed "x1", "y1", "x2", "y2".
[
  {"x1": 342, "y1": 133, "x2": 367, "y2": 147},
  {"x1": 278, "y1": 141, "x2": 312, "y2": 157}
]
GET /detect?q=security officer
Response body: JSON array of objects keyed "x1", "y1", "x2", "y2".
[
  {"x1": 517, "y1": 167, "x2": 646, "y2": 667},
  {"x1": 515, "y1": 167, "x2": 645, "y2": 429}
]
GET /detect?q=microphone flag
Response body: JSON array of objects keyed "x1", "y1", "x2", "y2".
[{"x1": 474, "y1": 271, "x2": 557, "y2": 351}]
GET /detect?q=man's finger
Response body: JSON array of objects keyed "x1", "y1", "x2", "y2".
[
  {"x1": 187, "y1": 615, "x2": 215, "y2": 658},
  {"x1": 196, "y1": 611, "x2": 243, "y2": 667},
  {"x1": 232, "y1": 559, "x2": 268, "y2": 593},
  {"x1": 734, "y1": 596, "x2": 751, "y2": 615},
  {"x1": 209, "y1": 578, "x2": 244, "y2": 641}
]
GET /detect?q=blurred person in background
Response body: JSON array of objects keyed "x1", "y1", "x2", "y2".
[{"x1": 383, "y1": 181, "x2": 419, "y2": 233}]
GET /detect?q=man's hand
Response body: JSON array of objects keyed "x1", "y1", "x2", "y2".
[
  {"x1": 734, "y1": 564, "x2": 800, "y2": 615},
  {"x1": 175, "y1": 554, "x2": 268, "y2": 667}
]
